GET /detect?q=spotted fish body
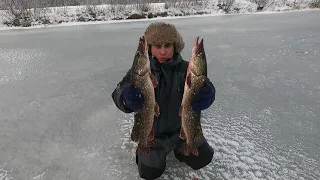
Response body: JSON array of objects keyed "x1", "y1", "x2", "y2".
[
  {"x1": 179, "y1": 37, "x2": 207, "y2": 156},
  {"x1": 130, "y1": 36, "x2": 160, "y2": 155}
]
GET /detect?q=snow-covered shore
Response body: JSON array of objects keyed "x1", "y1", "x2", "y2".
[{"x1": 0, "y1": 0, "x2": 318, "y2": 30}]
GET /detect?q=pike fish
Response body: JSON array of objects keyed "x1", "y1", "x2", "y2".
[
  {"x1": 179, "y1": 37, "x2": 207, "y2": 156},
  {"x1": 130, "y1": 36, "x2": 160, "y2": 155}
]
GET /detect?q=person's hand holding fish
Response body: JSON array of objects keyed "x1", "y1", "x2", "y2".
[{"x1": 122, "y1": 84, "x2": 145, "y2": 111}]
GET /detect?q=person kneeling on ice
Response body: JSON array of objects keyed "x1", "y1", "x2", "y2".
[{"x1": 112, "y1": 22, "x2": 216, "y2": 180}]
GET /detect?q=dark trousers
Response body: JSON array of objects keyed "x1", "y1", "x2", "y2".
[{"x1": 135, "y1": 139, "x2": 214, "y2": 180}]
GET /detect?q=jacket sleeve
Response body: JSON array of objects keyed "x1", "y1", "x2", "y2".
[{"x1": 111, "y1": 69, "x2": 134, "y2": 113}]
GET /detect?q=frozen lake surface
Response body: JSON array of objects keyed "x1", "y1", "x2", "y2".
[{"x1": 0, "y1": 10, "x2": 319, "y2": 180}]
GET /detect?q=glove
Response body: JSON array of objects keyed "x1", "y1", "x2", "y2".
[
  {"x1": 191, "y1": 82, "x2": 215, "y2": 112},
  {"x1": 122, "y1": 84, "x2": 144, "y2": 111}
]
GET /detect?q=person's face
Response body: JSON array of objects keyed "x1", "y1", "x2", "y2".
[{"x1": 151, "y1": 43, "x2": 174, "y2": 63}]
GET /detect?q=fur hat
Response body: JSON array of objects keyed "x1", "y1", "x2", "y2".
[{"x1": 144, "y1": 22, "x2": 185, "y2": 53}]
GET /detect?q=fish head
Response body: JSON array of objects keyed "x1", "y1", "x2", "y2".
[
  {"x1": 188, "y1": 37, "x2": 207, "y2": 77},
  {"x1": 131, "y1": 36, "x2": 150, "y2": 77}
]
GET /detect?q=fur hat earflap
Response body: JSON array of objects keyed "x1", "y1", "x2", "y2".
[{"x1": 144, "y1": 22, "x2": 185, "y2": 53}]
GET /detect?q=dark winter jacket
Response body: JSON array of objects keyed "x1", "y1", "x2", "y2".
[{"x1": 111, "y1": 53, "x2": 214, "y2": 140}]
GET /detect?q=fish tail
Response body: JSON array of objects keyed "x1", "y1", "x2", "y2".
[
  {"x1": 195, "y1": 123, "x2": 204, "y2": 141},
  {"x1": 184, "y1": 143, "x2": 199, "y2": 156}
]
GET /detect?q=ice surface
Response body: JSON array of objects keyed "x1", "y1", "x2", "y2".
[
  {"x1": 0, "y1": 168, "x2": 12, "y2": 180},
  {"x1": 0, "y1": 10, "x2": 320, "y2": 180},
  {"x1": 0, "y1": 48, "x2": 47, "y2": 85}
]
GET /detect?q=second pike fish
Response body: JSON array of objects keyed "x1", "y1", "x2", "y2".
[
  {"x1": 179, "y1": 37, "x2": 207, "y2": 156},
  {"x1": 130, "y1": 36, "x2": 160, "y2": 155}
]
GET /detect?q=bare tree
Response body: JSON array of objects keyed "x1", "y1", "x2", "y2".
[
  {"x1": 250, "y1": 0, "x2": 275, "y2": 10},
  {"x1": 136, "y1": 0, "x2": 151, "y2": 12},
  {"x1": 252, "y1": 0, "x2": 268, "y2": 8},
  {"x1": 310, "y1": 0, "x2": 320, "y2": 8},
  {"x1": 4, "y1": 0, "x2": 34, "y2": 19},
  {"x1": 218, "y1": 0, "x2": 236, "y2": 13}
]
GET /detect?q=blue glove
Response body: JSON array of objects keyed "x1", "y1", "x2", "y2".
[
  {"x1": 192, "y1": 82, "x2": 215, "y2": 112},
  {"x1": 122, "y1": 84, "x2": 144, "y2": 111}
]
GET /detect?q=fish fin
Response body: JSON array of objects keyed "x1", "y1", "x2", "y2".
[
  {"x1": 184, "y1": 143, "x2": 199, "y2": 156},
  {"x1": 136, "y1": 143, "x2": 150, "y2": 156},
  {"x1": 179, "y1": 127, "x2": 186, "y2": 140},
  {"x1": 150, "y1": 73, "x2": 158, "y2": 88},
  {"x1": 147, "y1": 127, "x2": 154, "y2": 141},
  {"x1": 195, "y1": 126, "x2": 204, "y2": 141},
  {"x1": 178, "y1": 106, "x2": 182, "y2": 116},
  {"x1": 195, "y1": 117, "x2": 204, "y2": 141},
  {"x1": 186, "y1": 72, "x2": 191, "y2": 88},
  {"x1": 154, "y1": 103, "x2": 160, "y2": 117},
  {"x1": 200, "y1": 75, "x2": 207, "y2": 88},
  {"x1": 131, "y1": 125, "x2": 138, "y2": 142}
]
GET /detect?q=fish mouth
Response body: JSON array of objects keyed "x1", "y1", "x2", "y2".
[
  {"x1": 190, "y1": 36, "x2": 207, "y2": 76},
  {"x1": 194, "y1": 36, "x2": 205, "y2": 57},
  {"x1": 138, "y1": 36, "x2": 147, "y2": 55},
  {"x1": 198, "y1": 38, "x2": 205, "y2": 56},
  {"x1": 131, "y1": 36, "x2": 150, "y2": 77}
]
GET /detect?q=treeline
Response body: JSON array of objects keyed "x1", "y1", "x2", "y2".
[
  {"x1": 0, "y1": 0, "x2": 215, "y2": 27},
  {"x1": 0, "y1": 0, "x2": 208, "y2": 9},
  {"x1": 0, "y1": 0, "x2": 319, "y2": 10},
  {"x1": 0, "y1": 0, "x2": 319, "y2": 27}
]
